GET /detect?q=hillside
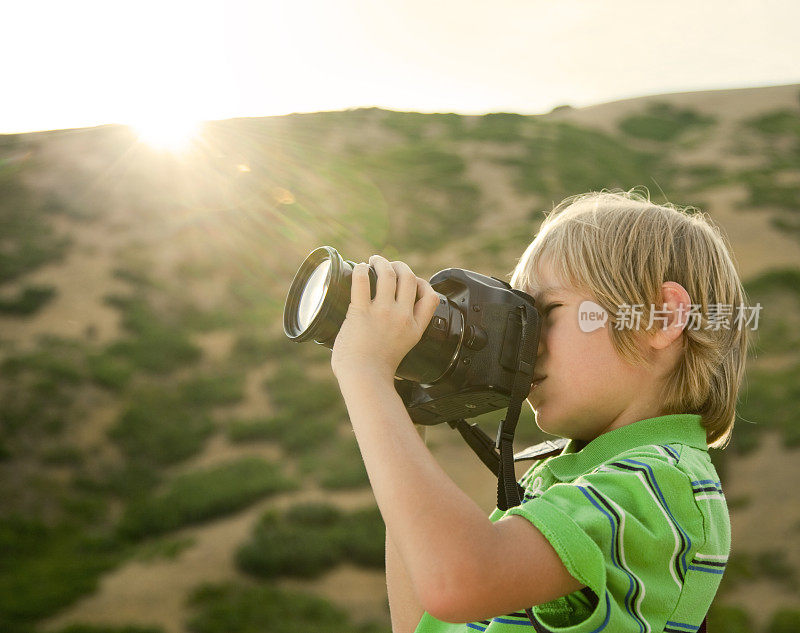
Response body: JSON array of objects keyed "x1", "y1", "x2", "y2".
[{"x1": 1, "y1": 83, "x2": 799, "y2": 633}]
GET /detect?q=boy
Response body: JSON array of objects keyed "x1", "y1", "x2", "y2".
[{"x1": 330, "y1": 189, "x2": 748, "y2": 632}]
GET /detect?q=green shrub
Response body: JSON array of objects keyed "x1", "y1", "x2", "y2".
[
  {"x1": 741, "y1": 172, "x2": 800, "y2": 211},
  {"x1": 0, "y1": 519, "x2": 125, "y2": 630},
  {"x1": 41, "y1": 445, "x2": 84, "y2": 466},
  {"x1": 619, "y1": 102, "x2": 716, "y2": 142},
  {"x1": 733, "y1": 268, "x2": 800, "y2": 452},
  {"x1": 104, "y1": 294, "x2": 202, "y2": 374},
  {"x1": 179, "y1": 372, "x2": 245, "y2": 407},
  {"x1": 0, "y1": 387, "x2": 67, "y2": 437},
  {"x1": 73, "y1": 461, "x2": 161, "y2": 500},
  {"x1": 86, "y1": 351, "x2": 133, "y2": 391},
  {"x1": 261, "y1": 365, "x2": 347, "y2": 454},
  {"x1": 118, "y1": 457, "x2": 295, "y2": 540},
  {"x1": 112, "y1": 266, "x2": 157, "y2": 289},
  {"x1": 236, "y1": 509, "x2": 341, "y2": 579},
  {"x1": 284, "y1": 503, "x2": 342, "y2": 525},
  {"x1": 349, "y1": 142, "x2": 481, "y2": 249},
  {"x1": 741, "y1": 269, "x2": 800, "y2": 356},
  {"x1": 717, "y1": 552, "x2": 755, "y2": 593},
  {"x1": 109, "y1": 390, "x2": 214, "y2": 467},
  {"x1": 506, "y1": 121, "x2": 667, "y2": 204},
  {"x1": 707, "y1": 603, "x2": 752, "y2": 633},
  {"x1": 230, "y1": 334, "x2": 289, "y2": 365},
  {"x1": 768, "y1": 609, "x2": 800, "y2": 633},
  {"x1": 679, "y1": 163, "x2": 727, "y2": 192},
  {"x1": 381, "y1": 110, "x2": 431, "y2": 140},
  {"x1": 267, "y1": 412, "x2": 340, "y2": 453},
  {"x1": 107, "y1": 333, "x2": 201, "y2": 375},
  {"x1": 58, "y1": 489, "x2": 109, "y2": 524},
  {"x1": 771, "y1": 215, "x2": 800, "y2": 239},
  {"x1": 226, "y1": 417, "x2": 281, "y2": 443},
  {"x1": 53, "y1": 626, "x2": 164, "y2": 633},
  {"x1": 0, "y1": 171, "x2": 71, "y2": 284},
  {"x1": 0, "y1": 338, "x2": 84, "y2": 438},
  {"x1": 744, "y1": 109, "x2": 800, "y2": 137},
  {"x1": 0, "y1": 284, "x2": 56, "y2": 316},
  {"x1": 745, "y1": 268, "x2": 800, "y2": 298},
  {"x1": 186, "y1": 582, "x2": 377, "y2": 633},
  {"x1": 236, "y1": 502, "x2": 384, "y2": 580},
  {"x1": 464, "y1": 113, "x2": 528, "y2": 142},
  {"x1": 176, "y1": 303, "x2": 236, "y2": 332},
  {"x1": 381, "y1": 110, "x2": 463, "y2": 141},
  {"x1": 228, "y1": 366, "x2": 346, "y2": 457},
  {"x1": 298, "y1": 438, "x2": 370, "y2": 490},
  {"x1": 135, "y1": 535, "x2": 195, "y2": 562},
  {"x1": 267, "y1": 363, "x2": 343, "y2": 413},
  {"x1": 755, "y1": 549, "x2": 798, "y2": 589},
  {"x1": 337, "y1": 507, "x2": 386, "y2": 567},
  {"x1": 1, "y1": 336, "x2": 85, "y2": 384}
]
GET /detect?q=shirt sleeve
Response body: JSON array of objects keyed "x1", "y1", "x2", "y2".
[{"x1": 505, "y1": 452, "x2": 705, "y2": 631}]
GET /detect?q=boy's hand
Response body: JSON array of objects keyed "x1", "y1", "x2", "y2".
[{"x1": 331, "y1": 254, "x2": 440, "y2": 383}]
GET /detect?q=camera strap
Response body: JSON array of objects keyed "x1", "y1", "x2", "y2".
[
  {"x1": 495, "y1": 303, "x2": 551, "y2": 630},
  {"x1": 446, "y1": 302, "x2": 540, "y2": 500},
  {"x1": 495, "y1": 302, "x2": 537, "y2": 511}
]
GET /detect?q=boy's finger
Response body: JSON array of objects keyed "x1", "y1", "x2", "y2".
[
  {"x1": 413, "y1": 278, "x2": 440, "y2": 327},
  {"x1": 370, "y1": 255, "x2": 397, "y2": 304},
  {"x1": 392, "y1": 261, "x2": 418, "y2": 307},
  {"x1": 350, "y1": 262, "x2": 371, "y2": 307}
]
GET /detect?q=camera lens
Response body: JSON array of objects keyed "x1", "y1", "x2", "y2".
[
  {"x1": 283, "y1": 246, "x2": 464, "y2": 385},
  {"x1": 284, "y1": 246, "x2": 358, "y2": 346},
  {"x1": 297, "y1": 259, "x2": 331, "y2": 332}
]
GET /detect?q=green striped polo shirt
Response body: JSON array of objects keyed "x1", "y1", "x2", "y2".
[{"x1": 414, "y1": 413, "x2": 730, "y2": 633}]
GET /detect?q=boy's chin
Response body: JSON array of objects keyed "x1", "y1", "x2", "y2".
[
  {"x1": 533, "y1": 407, "x2": 561, "y2": 437},
  {"x1": 533, "y1": 407, "x2": 580, "y2": 441}
]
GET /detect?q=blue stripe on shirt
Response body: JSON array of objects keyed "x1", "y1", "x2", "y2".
[{"x1": 578, "y1": 486, "x2": 647, "y2": 633}]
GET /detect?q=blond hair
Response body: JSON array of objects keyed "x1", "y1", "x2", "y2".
[{"x1": 509, "y1": 188, "x2": 751, "y2": 449}]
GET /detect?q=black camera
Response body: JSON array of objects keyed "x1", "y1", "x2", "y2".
[{"x1": 283, "y1": 246, "x2": 542, "y2": 426}]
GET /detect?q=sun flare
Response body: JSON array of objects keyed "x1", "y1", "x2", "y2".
[{"x1": 130, "y1": 116, "x2": 202, "y2": 152}]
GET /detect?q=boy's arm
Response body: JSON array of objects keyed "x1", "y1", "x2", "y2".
[
  {"x1": 336, "y1": 370, "x2": 585, "y2": 624},
  {"x1": 386, "y1": 424, "x2": 427, "y2": 633},
  {"x1": 387, "y1": 530, "x2": 424, "y2": 633}
]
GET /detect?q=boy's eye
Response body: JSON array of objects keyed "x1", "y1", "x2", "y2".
[{"x1": 542, "y1": 303, "x2": 561, "y2": 316}]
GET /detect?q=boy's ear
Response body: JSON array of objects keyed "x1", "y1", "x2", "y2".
[{"x1": 649, "y1": 281, "x2": 691, "y2": 351}]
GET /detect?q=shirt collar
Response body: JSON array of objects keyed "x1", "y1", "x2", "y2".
[{"x1": 544, "y1": 413, "x2": 707, "y2": 481}]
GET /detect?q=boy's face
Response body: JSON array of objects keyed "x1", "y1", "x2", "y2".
[{"x1": 525, "y1": 258, "x2": 657, "y2": 443}]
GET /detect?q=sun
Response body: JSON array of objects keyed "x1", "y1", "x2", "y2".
[{"x1": 130, "y1": 116, "x2": 203, "y2": 152}]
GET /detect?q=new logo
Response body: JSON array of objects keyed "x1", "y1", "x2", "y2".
[{"x1": 578, "y1": 300, "x2": 608, "y2": 332}]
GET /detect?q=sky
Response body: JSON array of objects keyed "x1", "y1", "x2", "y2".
[{"x1": 3, "y1": 0, "x2": 799, "y2": 135}]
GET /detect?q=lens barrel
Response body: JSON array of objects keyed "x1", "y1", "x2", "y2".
[
  {"x1": 284, "y1": 246, "x2": 368, "y2": 346},
  {"x1": 283, "y1": 246, "x2": 464, "y2": 385}
]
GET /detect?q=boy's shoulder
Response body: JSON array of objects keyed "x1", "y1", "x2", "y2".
[
  {"x1": 584, "y1": 443, "x2": 726, "y2": 524},
  {"x1": 590, "y1": 442, "x2": 717, "y2": 485},
  {"x1": 601, "y1": 442, "x2": 688, "y2": 468},
  {"x1": 609, "y1": 440, "x2": 716, "y2": 471}
]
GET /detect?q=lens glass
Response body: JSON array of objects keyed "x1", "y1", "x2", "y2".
[{"x1": 297, "y1": 259, "x2": 331, "y2": 332}]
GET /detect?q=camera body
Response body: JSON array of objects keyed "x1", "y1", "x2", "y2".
[
  {"x1": 394, "y1": 267, "x2": 540, "y2": 425},
  {"x1": 282, "y1": 245, "x2": 541, "y2": 427}
]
